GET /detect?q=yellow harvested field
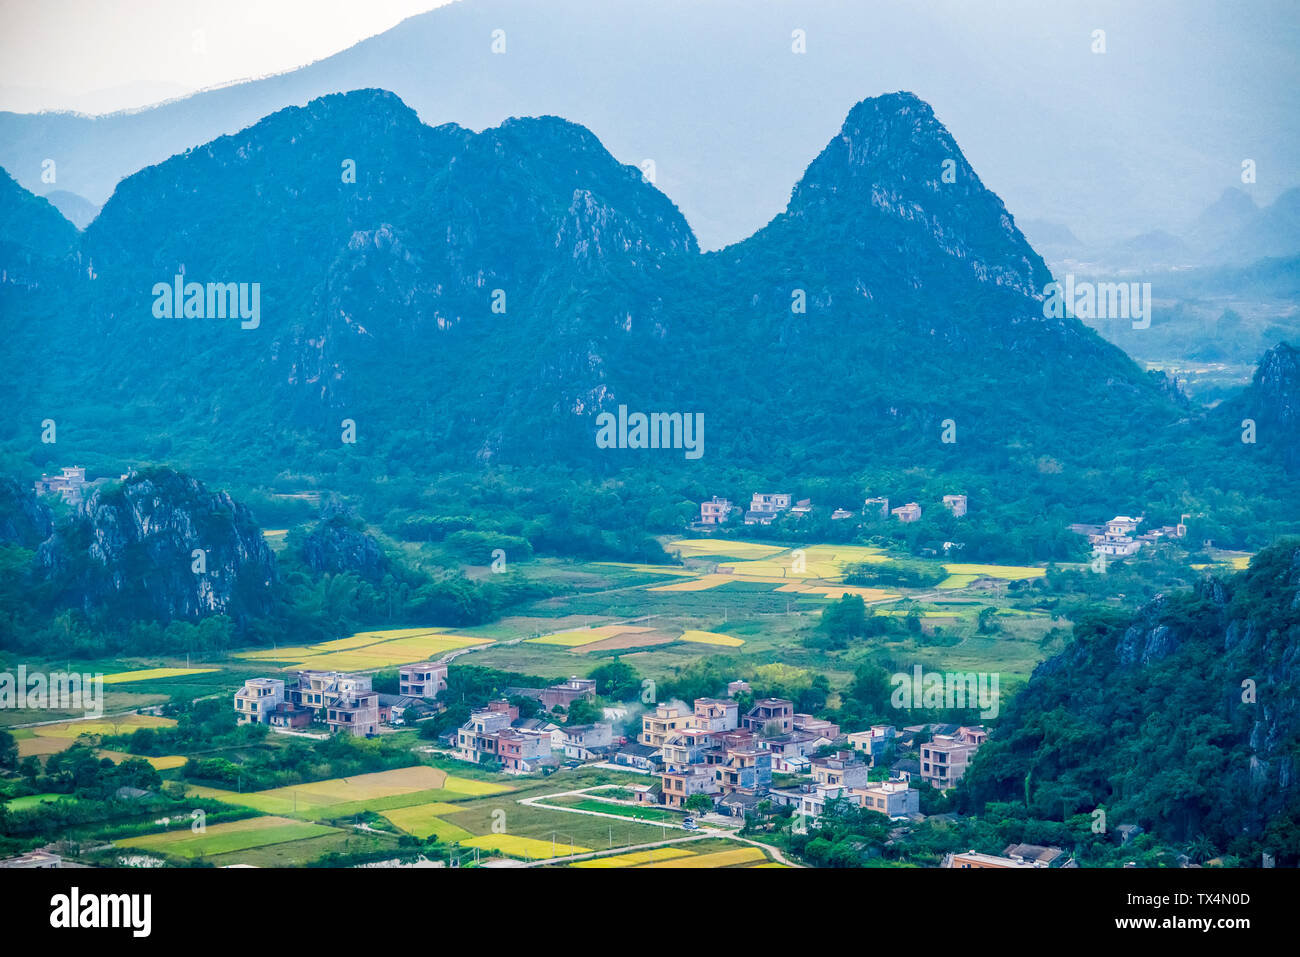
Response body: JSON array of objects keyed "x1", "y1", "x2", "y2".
[
  {"x1": 99, "y1": 750, "x2": 187, "y2": 770},
  {"x1": 527, "y1": 625, "x2": 651, "y2": 647},
  {"x1": 941, "y1": 563, "x2": 1045, "y2": 580},
  {"x1": 667, "y1": 539, "x2": 787, "y2": 559},
  {"x1": 753, "y1": 862, "x2": 791, "y2": 868},
  {"x1": 99, "y1": 667, "x2": 218, "y2": 684},
  {"x1": 572, "y1": 847, "x2": 697, "y2": 867},
  {"x1": 635, "y1": 846, "x2": 767, "y2": 868},
  {"x1": 18, "y1": 712, "x2": 176, "y2": 759},
  {"x1": 648, "y1": 574, "x2": 734, "y2": 592},
  {"x1": 462, "y1": 834, "x2": 591, "y2": 859},
  {"x1": 280, "y1": 636, "x2": 489, "y2": 671},
  {"x1": 679, "y1": 630, "x2": 745, "y2": 647}
]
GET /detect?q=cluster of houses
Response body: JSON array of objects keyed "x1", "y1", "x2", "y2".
[
  {"x1": 699, "y1": 492, "x2": 968, "y2": 527},
  {"x1": 1069, "y1": 514, "x2": 1188, "y2": 557},
  {"x1": 234, "y1": 662, "x2": 448, "y2": 735}
]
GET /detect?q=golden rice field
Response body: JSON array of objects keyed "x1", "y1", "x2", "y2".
[
  {"x1": 99, "y1": 667, "x2": 219, "y2": 684},
  {"x1": 527, "y1": 625, "x2": 652, "y2": 647},
  {"x1": 937, "y1": 574, "x2": 979, "y2": 590},
  {"x1": 571, "y1": 847, "x2": 697, "y2": 867},
  {"x1": 234, "y1": 629, "x2": 490, "y2": 671},
  {"x1": 635, "y1": 846, "x2": 767, "y2": 868},
  {"x1": 381, "y1": 803, "x2": 474, "y2": 842},
  {"x1": 118, "y1": 816, "x2": 337, "y2": 859},
  {"x1": 15, "y1": 713, "x2": 177, "y2": 758},
  {"x1": 667, "y1": 539, "x2": 787, "y2": 559},
  {"x1": 98, "y1": 750, "x2": 187, "y2": 771},
  {"x1": 941, "y1": 563, "x2": 1046, "y2": 580},
  {"x1": 678, "y1": 630, "x2": 745, "y2": 647},
  {"x1": 462, "y1": 834, "x2": 591, "y2": 859}
]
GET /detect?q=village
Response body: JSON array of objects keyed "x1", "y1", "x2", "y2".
[{"x1": 227, "y1": 665, "x2": 1080, "y2": 869}]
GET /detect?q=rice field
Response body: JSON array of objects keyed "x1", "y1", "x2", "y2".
[
  {"x1": 14, "y1": 713, "x2": 177, "y2": 758},
  {"x1": 667, "y1": 539, "x2": 787, "y2": 559},
  {"x1": 634, "y1": 846, "x2": 767, "y2": 868},
  {"x1": 940, "y1": 563, "x2": 1046, "y2": 581},
  {"x1": 99, "y1": 667, "x2": 219, "y2": 684},
  {"x1": 232, "y1": 627, "x2": 488, "y2": 671},
  {"x1": 571, "y1": 847, "x2": 697, "y2": 867},
  {"x1": 381, "y1": 803, "x2": 474, "y2": 842},
  {"x1": 3, "y1": 792, "x2": 76, "y2": 811},
  {"x1": 462, "y1": 833, "x2": 592, "y2": 859},
  {"x1": 98, "y1": 750, "x2": 187, "y2": 770},
  {"x1": 117, "y1": 816, "x2": 338, "y2": 860},
  {"x1": 184, "y1": 766, "x2": 511, "y2": 818},
  {"x1": 526, "y1": 625, "x2": 652, "y2": 647},
  {"x1": 678, "y1": 630, "x2": 745, "y2": 647},
  {"x1": 647, "y1": 574, "x2": 734, "y2": 592}
]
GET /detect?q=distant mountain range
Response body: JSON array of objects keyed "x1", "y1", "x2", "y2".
[
  {"x1": 2, "y1": 0, "x2": 1298, "y2": 252},
  {"x1": 1, "y1": 89, "x2": 1295, "y2": 508}
]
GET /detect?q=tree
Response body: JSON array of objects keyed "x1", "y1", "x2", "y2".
[
  {"x1": 683, "y1": 793, "x2": 714, "y2": 813},
  {"x1": 589, "y1": 659, "x2": 641, "y2": 701},
  {"x1": 0, "y1": 728, "x2": 16, "y2": 770},
  {"x1": 977, "y1": 606, "x2": 1000, "y2": 634}
]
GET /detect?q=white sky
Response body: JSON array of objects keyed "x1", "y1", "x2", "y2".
[{"x1": 0, "y1": 0, "x2": 456, "y2": 114}]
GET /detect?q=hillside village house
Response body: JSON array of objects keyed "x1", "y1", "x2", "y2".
[
  {"x1": 942, "y1": 494, "x2": 968, "y2": 517},
  {"x1": 919, "y1": 726, "x2": 988, "y2": 790},
  {"x1": 745, "y1": 492, "x2": 792, "y2": 525},
  {"x1": 234, "y1": 678, "x2": 284, "y2": 726},
  {"x1": 742, "y1": 698, "x2": 795, "y2": 736},
  {"x1": 864, "y1": 497, "x2": 890, "y2": 518},
  {"x1": 847, "y1": 725, "x2": 897, "y2": 765},
  {"x1": 398, "y1": 662, "x2": 447, "y2": 699},
  {"x1": 700, "y1": 496, "x2": 736, "y2": 524},
  {"x1": 563, "y1": 723, "x2": 614, "y2": 760},
  {"x1": 33, "y1": 466, "x2": 88, "y2": 504},
  {"x1": 891, "y1": 502, "x2": 922, "y2": 523}
]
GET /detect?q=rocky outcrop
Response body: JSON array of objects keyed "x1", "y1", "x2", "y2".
[
  {"x1": 299, "y1": 499, "x2": 390, "y2": 583},
  {"x1": 37, "y1": 467, "x2": 276, "y2": 622},
  {"x1": 0, "y1": 478, "x2": 52, "y2": 546}
]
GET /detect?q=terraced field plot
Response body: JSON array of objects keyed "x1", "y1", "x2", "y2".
[
  {"x1": 185, "y1": 766, "x2": 511, "y2": 818},
  {"x1": 526, "y1": 625, "x2": 652, "y2": 647},
  {"x1": 462, "y1": 833, "x2": 592, "y2": 859},
  {"x1": 381, "y1": 802, "x2": 474, "y2": 842},
  {"x1": 233, "y1": 628, "x2": 490, "y2": 671},
  {"x1": 100, "y1": 667, "x2": 219, "y2": 684},
  {"x1": 667, "y1": 540, "x2": 788, "y2": 559},
  {"x1": 13, "y1": 713, "x2": 177, "y2": 758},
  {"x1": 940, "y1": 563, "x2": 1046, "y2": 581},
  {"x1": 118, "y1": 816, "x2": 338, "y2": 859},
  {"x1": 678, "y1": 630, "x2": 745, "y2": 647},
  {"x1": 571, "y1": 847, "x2": 697, "y2": 867},
  {"x1": 98, "y1": 750, "x2": 187, "y2": 770},
  {"x1": 635, "y1": 846, "x2": 768, "y2": 868}
]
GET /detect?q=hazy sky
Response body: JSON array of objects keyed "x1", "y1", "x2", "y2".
[{"x1": 0, "y1": 0, "x2": 455, "y2": 113}]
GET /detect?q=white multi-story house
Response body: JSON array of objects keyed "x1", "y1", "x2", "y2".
[
  {"x1": 700, "y1": 497, "x2": 736, "y2": 524},
  {"x1": 234, "y1": 678, "x2": 284, "y2": 725},
  {"x1": 399, "y1": 661, "x2": 447, "y2": 699}
]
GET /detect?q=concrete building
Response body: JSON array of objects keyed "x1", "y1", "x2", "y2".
[
  {"x1": 942, "y1": 494, "x2": 968, "y2": 517},
  {"x1": 864, "y1": 497, "x2": 890, "y2": 519},
  {"x1": 700, "y1": 496, "x2": 736, "y2": 524},
  {"x1": 563, "y1": 723, "x2": 613, "y2": 761},
  {"x1": 234, "y1": 677, "x2": 284, "y2": 726},
  {"x1": 743, "y1": 698, "x2": 794, "y2": 736},
  {"x1": 891, "y1": 502, "x2": 922, "y2": 523},
  {"x1": 34, "y1": 466, "x2": 88, "y2": 504},
  {"x1": 398, "y1": 662, "x2": 447, "y2": 699},
  {"x1": 919, "y1": 727, "x2": 987, "y2": 790}
]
